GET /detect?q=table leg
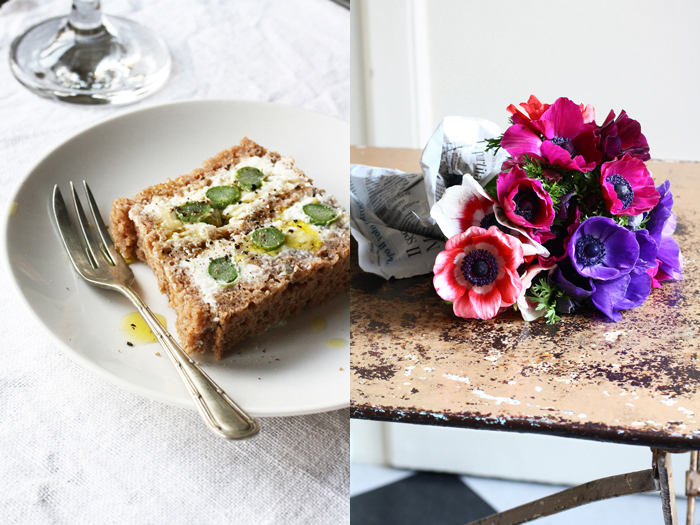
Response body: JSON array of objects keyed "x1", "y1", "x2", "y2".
[
  {"x1": 686, "y1": 451, "x2": 699, "y2": 525},
  {"x1": 654, "y1": 449, "x2": 678, "y2": 525}
]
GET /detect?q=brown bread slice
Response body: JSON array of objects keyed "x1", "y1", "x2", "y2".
[{"x1": 110, "y1": 138, "x2": 349, "y2": 359}]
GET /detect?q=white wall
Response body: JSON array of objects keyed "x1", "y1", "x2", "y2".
[
  {"x1": 353, "y1": 0, "x2": 700, "y2": 161},
  {"x1": 351, "y1": 0, "x2": 699, "y2": 496},
  {"x1": 351, "y1": 421, "x2": 692, "y2": 497}
]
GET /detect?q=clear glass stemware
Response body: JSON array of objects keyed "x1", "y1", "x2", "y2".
[{"x1": 9, "y1": 0, "x2": 171, "y2": 105}]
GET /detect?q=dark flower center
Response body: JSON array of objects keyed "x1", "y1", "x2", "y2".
[
  {"x1": 479, "y1": 212, "x2": 511, "y2": 234},
  {"x1": 575, "y1": 234, "x2": 605, "y2": 267},
  {"x1": 543, "y1": 224, "x2": 567, "y2": 258},
  {"x1": 606, "y1": 173, "x2": 634, "y2": 209},
  {"x1": 550, "y1": 136, "x2": 577, "y2": 158},
  {"x1": 461, "y1": 249, "x2": 499, "y2": 287},
  {"x1": 513, "y1": 190, "x2": 540, "y2": 222},
  {"x1": 560, "y1": 258, "x2": 594, "y2": 292}
]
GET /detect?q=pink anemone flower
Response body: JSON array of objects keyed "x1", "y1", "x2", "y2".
[
  {"x1": 433, "y1": 226, "x2": 524, "y2": 320},
  {"x1": 600, "y1": 154, "x2": 659, "y2": 216},
  {"x1": 502, "y1": 97, "x2": 601, "y2": 172},
  {"x1": 497, "y1": 166, "x2": 555, "y2": 230}
]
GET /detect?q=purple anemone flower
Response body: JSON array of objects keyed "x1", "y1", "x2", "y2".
[
  {"x1": 568, "y1": 217, "x2": 638, "y2": 280},
  {"x1": 645, "y1": 180, "x2": 683, "y2": 283},
  {"x1": 588, "y1": 228, "x2": 655, "y2": 321},
  {"x1": 590, "y1": 267, "x2": 652, "y2": 321},
  {"x1": 501, "y1": 97, "x2": 602, "y2": 172},
  {"x1": 600, "y1": 154, "x2": 659, "y2": 216},
  {"x1": 551, "y1": 257, "x2": 593, "y2": 299},
  {"x1": 589, "y1": 274, "x2": 631, "y2": 321},
  {"x1": 597, "y1": 109, "x2": 651, "y2": 162}
]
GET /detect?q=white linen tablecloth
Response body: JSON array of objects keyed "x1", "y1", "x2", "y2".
[{"x1": 0, "y1": 1, "x2": 349, "y2": 523}]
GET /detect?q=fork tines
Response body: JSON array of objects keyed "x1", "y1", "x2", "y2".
[{"x1": 53, "y1": 182, "x2": 121, "y2": 274}]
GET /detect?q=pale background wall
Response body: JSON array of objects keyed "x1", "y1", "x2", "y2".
[
  {"x1": 351, "y1": 0, "x2": 700, "y2": 161},
  {"x1": 350, "y1": 0, "x2": 699, "y2": 496}
]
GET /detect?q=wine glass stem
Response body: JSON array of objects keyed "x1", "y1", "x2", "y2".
[{"x1": 68, "y1": 0, "x2": 105, "y2": 33}]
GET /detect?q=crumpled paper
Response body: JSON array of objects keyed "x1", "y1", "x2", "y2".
[{"x1": 351, "y1": 116, "x2": 507, "y2": 279}]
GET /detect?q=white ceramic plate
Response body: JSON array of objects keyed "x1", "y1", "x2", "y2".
[{"x1": 3, "y1": 100, "x2": 349, "y2": 417}]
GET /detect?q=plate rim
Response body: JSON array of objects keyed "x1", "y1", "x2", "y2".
[{"x1": 1, "y1": 98, "x2": 349, "y2": 417}]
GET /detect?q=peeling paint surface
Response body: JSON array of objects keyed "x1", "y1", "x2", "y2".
[{"x1": 350, "y1": 158, "x2": 700, "y2": 450}]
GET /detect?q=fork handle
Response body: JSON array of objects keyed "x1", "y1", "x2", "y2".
[{"x1": 120, "y1": 285, "x2": 260, "y2": 440}]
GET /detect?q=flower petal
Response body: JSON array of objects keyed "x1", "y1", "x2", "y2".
[
  {"x1": 538, "y1": 97, "x2": 584, "y2": 139},
  {"x1": 498, "y1": 267, "x2": 523, "y2": 305},
  {"x1": 658, "y1": 236, "x2": 683, "y2": 280},
  {"x1": 433, "y1": 249, "x2": 465, "y2": 301},
  {"x1": 431, "y1": 181, "x2": 494, "y2": 238},
  {"x1": 591, "y1": 275, "x2": 630, "y2": 321},
  {"x1": 453, "y1": 294, "x2": 478, "y2": 319},
  {"x1": 468, "y1": 285, "x2": 503, "y2": 319},
  {"x1": 614, "y1": 268, "x2": 652, "y2": 310},
  {"x1": 501, "y1": 124, "x2": 542, "y2": 158}
]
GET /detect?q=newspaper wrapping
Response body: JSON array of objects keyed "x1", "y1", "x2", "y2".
[
  {"x1": 350, "y1": 165, "x2": 444, "y2": 279},
  {"x1": 350, "y1": 117, "x2": 508, "y2": 280},
  {"x1": 421, "y1": 116, "x2": 508, "y2": 211}
]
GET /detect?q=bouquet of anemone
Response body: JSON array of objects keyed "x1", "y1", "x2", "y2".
[{"x1": 430, "y1": 95, "x2": 683, "y2": 323}]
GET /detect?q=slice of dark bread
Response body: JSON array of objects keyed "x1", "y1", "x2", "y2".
[{"x1": 110, "y1": 138, "x2": 349, "y2": 359}]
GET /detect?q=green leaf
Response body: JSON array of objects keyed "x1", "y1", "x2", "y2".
[
  {"x1": 483, "y1": 135, "x2": 503, "y2": 154},
  {"x1": 526, "y1": 277, "x2": 572, "y2": 324},
  {"x1": 612, "y1": 215, "x2": 629, "y2": 227},
  {"x1": 483, "y1": 175, "x2": 499, "y2": 200}
]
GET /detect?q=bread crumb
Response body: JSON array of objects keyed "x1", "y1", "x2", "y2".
[
  {"x1": 339, "y1": 367, "x2": 344, "y2": 371},
  {"x1": 155, "y1": 352, "x2": 161, "y2": 356}
]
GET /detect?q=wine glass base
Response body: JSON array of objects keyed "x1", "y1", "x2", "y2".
[{"x1": 10, "y1": 15, "x2": 171, "y2": 106}]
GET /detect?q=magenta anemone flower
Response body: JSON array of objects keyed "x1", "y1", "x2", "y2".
[
  {"x1": 600, "y1": 154, "x2": 659, "y2": 216},
  {"x1": 501, "y1": 97, "x2": 602, "y2": 172},
  {"x1": 433, "y1": 226, "x2": 524, "y2": 320},
  {"x1": 497, "y1": 166, "x2": 555, "y2": 229},
  {"x1": 597, "y1": 109, "x2": 650, "y2": 162}
]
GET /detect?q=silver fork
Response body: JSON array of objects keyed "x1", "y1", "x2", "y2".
[{"x1": 52, "y1": 181, "x2": 260, "y2": 440}]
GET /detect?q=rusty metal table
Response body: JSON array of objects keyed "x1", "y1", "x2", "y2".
[{"x1": 350, "y1": 146, "x2": 700, "y2": 524}]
